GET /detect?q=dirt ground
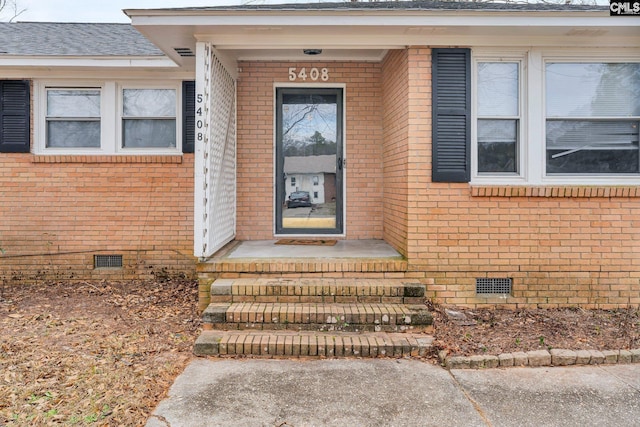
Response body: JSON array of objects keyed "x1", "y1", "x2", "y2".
[
  {"x1": 1, "y1": 280, "x2": 639, "y2": 425},
  {"x1": 431, "y1": 304, "x2": 640, "y2": 357},
  {"x1": 0, "y1": 279, "x2": 200, "y2": 426}
]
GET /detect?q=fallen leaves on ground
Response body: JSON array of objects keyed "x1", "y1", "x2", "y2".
[
  {"x1": 0, "y1": 279, "x2": 200, "y2": 426},
  {"x1": 432, "y1": 305, "x2": 640, "y2": 357},
  {"x1": 2, "y1": 278, "x2": 639, "y2": 424}
]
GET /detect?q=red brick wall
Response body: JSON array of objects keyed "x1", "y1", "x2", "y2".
[
  {"x1": 381, "y1": 50, "x2": 410, "y2": 257},
  {"x1": 236, "y1": 61, "x2": 384, "y2": 240},
  {"x1": 397, "y1": 48, "x2": 640, "y2": 308},
  {"x1": 0, "y1": 154, "x2": 196, "y2": 282}
]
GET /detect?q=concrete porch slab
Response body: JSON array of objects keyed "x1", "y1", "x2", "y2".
[{"x1": 224, "y1": 239, "x2": 402, "y2": 259}]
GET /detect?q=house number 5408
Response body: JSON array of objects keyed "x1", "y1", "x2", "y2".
[{"x1": 288, "y1": 67, "x2": 329, "y2": 82}]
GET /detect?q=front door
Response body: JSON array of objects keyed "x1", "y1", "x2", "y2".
[{"x1": 275, "y1": 87, "x2": 343, "y2": 235}]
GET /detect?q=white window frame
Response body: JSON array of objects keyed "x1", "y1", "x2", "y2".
[
  {"x1": 541, "y1": 52, "x2": 640, "y2": 184},
  {"x1": 117, "y1": 82, "x2": 181, "y2": 154},
  {"x1": 471, "y1": 48, "x2": 640, "y2": 186},
  {"x1": 472, "y1": 51, "x2": 527, "y2": 185},
  {"x1": 35, "y1": 80, "x2": 182, "y2": 155}
]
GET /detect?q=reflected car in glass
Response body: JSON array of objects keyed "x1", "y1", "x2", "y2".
[{"x1": 287, "y1": 191, "x2": 312, "y2": 208}]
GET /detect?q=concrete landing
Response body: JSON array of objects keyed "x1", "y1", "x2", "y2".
[{"x1": 224, "y1": 239, "x2": 402, "y2": 259}]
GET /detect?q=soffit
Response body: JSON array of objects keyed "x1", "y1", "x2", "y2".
[{"x1": 126, "y1": 10, "x2": 640, "y2": 64}]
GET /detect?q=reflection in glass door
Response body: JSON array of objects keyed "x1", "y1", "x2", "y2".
[{"x1": 275, "y1": 88, "x2": 343, "y2": 234}]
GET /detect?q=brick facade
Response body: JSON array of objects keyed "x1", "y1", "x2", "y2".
[
  {"x1": 0, "y1": 154, "x2": 195, "y2": 283},
  {"x1": 386, "y1": 48, "x2": 640, "y2": 308},
  {"x1": 228, "y1": 48, "x2": 638, "y2": 309},
  {"x1": 3, "y1": 48, "x2": 639, "y2": 309},
  {"x1": 236, "y1": 61, "x2": 384, "y2": 240}
]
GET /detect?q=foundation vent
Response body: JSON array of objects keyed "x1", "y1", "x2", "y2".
[
  {"x1": 94, "y1": 255, "x2": 123, "y2": 269},
  {"x1": 476, "y1": 278, "x2": 512, "y2": 295}
]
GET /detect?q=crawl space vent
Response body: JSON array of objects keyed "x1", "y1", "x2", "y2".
[
  {"x1": 94, "y1": 255, "x2": 123, "y2": 269},
  {"x1": 174, "y1": 47, "x2": 195, "y2": 57},
  {"x1": 476, "y1": 278, "x2": 512, "y2": 295}
]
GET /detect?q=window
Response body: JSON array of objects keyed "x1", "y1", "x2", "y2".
[
  {"x1": 545, "y1": 63, "x2": 640, "y2": 175},
  {"x1": 477, "y1": 62, "x2": 520, "y2": 174},
  {"x1": 36, "y1": 81, "x2": 184, "y2": 155},
  {"x1": 122, "y1": 88, "x2": 176, "y2": 148},
  {"x1": 291, "y1": 177, "x2": 296, "y2": 187},
  {"x1": 46, "y1": 89, "x2": 100, "y2": 148},
  {"x1": 463, "y1": 50, "x2": 640, "y2": 185},
  {"x1": 313, "y1": 175, "x2": 319, "y2": 185}
]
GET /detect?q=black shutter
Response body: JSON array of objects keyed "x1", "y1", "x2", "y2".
[
  {"x1": 432, "y1": 49, "x2": 470, "y2": 183},
  {"x1": 182, "y1": 80, "x2": 195, "y2": 154},
  {"x1": 0, "y1": 80, "x2": 30, "y2": 153}
]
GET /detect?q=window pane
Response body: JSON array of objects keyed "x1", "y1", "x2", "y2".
[
  {"x1": 546, "y1": 120, "x2": 639, "y2": 174},
  {"x1": 47, "y1": 121, "x2": 100, "y2": 148},
  {"x1": 123, "y1": 119, "x2": 176, "y2": 148},
  {"x1": 478, "y1": 62, "x2": 518, "y2": 116},
  {"x1": 478, "y1": 119, "x2": 518, "y2": 173},
  {"x1": 47, "y1": 89, "x2": 100, "y2": 117},
  {"x1": 546, "y1": 63, "x2": 640, "y2": 117},
  {"x1": 123, "y1": 89, "x2": 176, "y2": 117}
]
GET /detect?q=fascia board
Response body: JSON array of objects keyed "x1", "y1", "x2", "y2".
[
  {"x1": 0, "y1": 57, "x2": 178, "y2": 68},
  {"x1": 128, "y1": 12, "x2": 635, "y2": 29},
  {"x1": 198, "y1": 30, "x2": 640, "y2": 50}
]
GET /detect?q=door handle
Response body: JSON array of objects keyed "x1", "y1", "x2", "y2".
[{"x1": 338, "y1": 157, "x2": 345, "y2": 170}]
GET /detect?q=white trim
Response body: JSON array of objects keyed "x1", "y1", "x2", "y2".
[
  {"x1": 272, "y1": 82, "x2": 347, "y2": 238},
  {"x1": 116, "y1": 82, "x2": 183, "y2": 155},
  {"x1": 471, "y1": 52, "x2": 527, "y2": 185},
  {"x1": 470, "y1": 47, "x2": 640, "y2": 186},
  {"x1": 129, "y1": 12, "x2": 625, "y2": 28},
  {"x1": 193, "y1": 41, "x2": 208, "y2": 258},
  {"x1": 34, "y1": 79, "x2": 183, "y2": 156},
  {"x1": 0, "y1": 57, "x2": 177, "y2": 68}
]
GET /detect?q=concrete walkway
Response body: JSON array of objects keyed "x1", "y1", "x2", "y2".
[{"x1": 146, "y1": 359, "x2": 640, "y2": 427}]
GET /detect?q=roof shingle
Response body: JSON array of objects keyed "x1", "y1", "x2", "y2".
[
  {"x1": 0, "y1": 22, "x2": 163, "y2": 56},
  {"x1": 156, "y1": 0, "x2": 608, "y2": 13}
]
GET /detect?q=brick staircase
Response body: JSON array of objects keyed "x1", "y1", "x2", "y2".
[{"x1": 194, "y1": 278, "x2": 434, "y2": 358}]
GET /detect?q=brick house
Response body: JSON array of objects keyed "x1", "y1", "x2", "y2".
[{"x1": 1, "y1": 1, "x2": 639, "y2": 312}]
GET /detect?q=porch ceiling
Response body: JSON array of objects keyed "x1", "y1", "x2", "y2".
[{"x1": 126, "y1": 9, "x2": 640, "y2": 67}]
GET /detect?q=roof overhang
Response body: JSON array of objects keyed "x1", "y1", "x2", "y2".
[
  {"x1": 125, "y1": 8, "x2": 640, "y2": 63},
  {"x1": 0, "y1": 56, "x2": 177, "y2": 69}
]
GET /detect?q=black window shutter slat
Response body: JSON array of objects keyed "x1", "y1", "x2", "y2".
[
  {"x1": 432, "y1": 49, "x2": 470, "y2": 182},
  {"x1": 0, "y1": 80, "x2": 30, "y2": 153},
  {"x1": 182, "y1": 80, "x2": 195, "y2": 154}
]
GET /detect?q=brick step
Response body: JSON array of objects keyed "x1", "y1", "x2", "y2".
[
  {"x1": 203, "y1": 302, "x2": 433, "y2": 332},
  {"x1": 197, "y1": 259, "x2": 408, "y2": 274},
  {"x1": 193, "y1": 330, "x2": 434, "y2": 358},
  {"x1": 208, "y1": 278, "x2": 426, "y2": 304}
]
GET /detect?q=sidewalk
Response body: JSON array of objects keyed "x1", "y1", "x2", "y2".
[{"x1": 147, "y1": 359, "x2": 640, "y2": 427}]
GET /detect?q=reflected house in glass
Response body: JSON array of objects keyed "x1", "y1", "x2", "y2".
[
  {"x1": 283, "y1": 155, "x2": 336, "y2": 205},
  {"x1": 0, "y1": 2, "x2": 638, "y2": 311}
]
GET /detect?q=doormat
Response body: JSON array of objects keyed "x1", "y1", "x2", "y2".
[{"x1": 275, "y1": 239, "x2": 338, "y2": 246}]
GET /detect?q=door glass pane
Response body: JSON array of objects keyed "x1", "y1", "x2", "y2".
[{"x1": 281, "y1": 93, "x2": 338, "y2": 231}]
